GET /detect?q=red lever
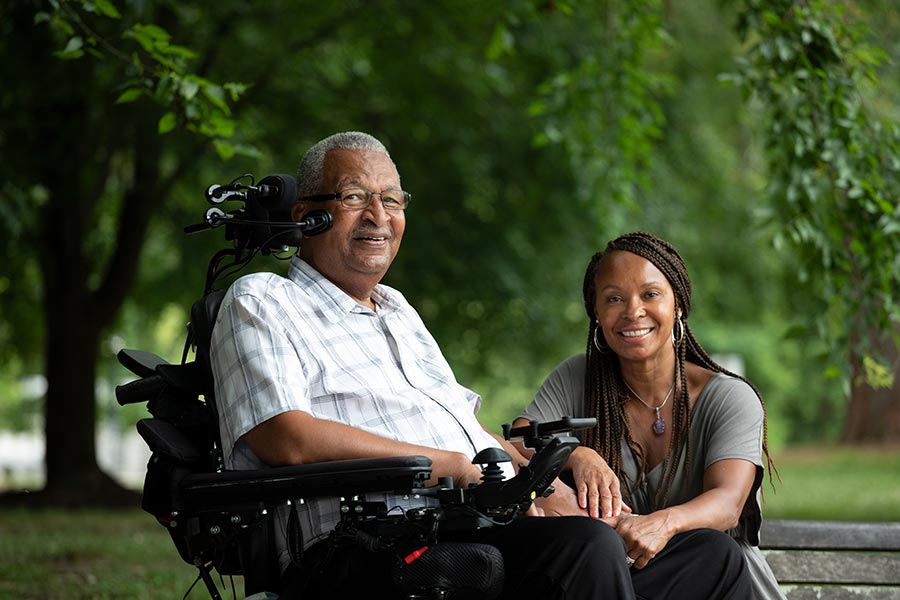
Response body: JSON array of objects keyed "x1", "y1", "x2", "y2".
[{"x1": 403, "y1": 546, "x2": 429, "y2": 564}]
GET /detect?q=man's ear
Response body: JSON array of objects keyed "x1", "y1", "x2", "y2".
[{"x1": 291, "y1": 201, "x2": 309, "y2": 223}]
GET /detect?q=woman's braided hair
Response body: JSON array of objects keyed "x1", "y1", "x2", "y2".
[{"x1": 581, "y1": 231, "x2": 776, "y2": 509}]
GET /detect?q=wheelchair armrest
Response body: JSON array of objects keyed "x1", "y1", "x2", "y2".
[
  {"x1": 137, "y1": 418, "x2": 207, "y2": 464},
  {"x1": 180, "y1": 456, "x2": 433, "y2": 513}
]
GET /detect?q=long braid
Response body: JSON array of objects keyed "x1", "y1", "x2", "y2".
[
  {"x1": 582, "y1": 232, "x2": 777, "y2": 510},
  {"x1": 582, "y1": 252, "x2": 637, "y2": 502}
]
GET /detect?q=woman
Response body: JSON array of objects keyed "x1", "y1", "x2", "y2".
[{"x1": 516, "y1": 231, "x2": 784, "y2": 599}]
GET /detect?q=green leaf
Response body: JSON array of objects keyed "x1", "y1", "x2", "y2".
[
  {"x1": 54, "y1": 36, "x2": 84, "y2": 60},
  {"x1": 486, "y1": 24, "x2": 514, "y2": 61},
  {"x1": 823, "y1": 365, "x2": 843, "y2": 379},
  {"x1": 180, "y1": 77, "x2": 200, "y2": 101},
  {"x1": 213, "y1": 139, "x2": 235, "y2": 160},
  {"x1": 158, "y1": 112, "x2": 176, "y2": 134},
  {"x1": 94, "y1": 0, "x2": 122, "y2": 19},
  {"x1": 132, "y1": 23, "x2": 170, "y2": 43},
  {"x1": 201, "y1": 84, "x2": 230, "y2": 115},
  {"x1": 782, "y1": 324, "x2": 808, "y2": 339},
  {"x1": 223, "y1": 82, "x2": 251, "y2": 102},
  {"x1": 114, "y1": 88, "x2": 143, "y2": 104}
]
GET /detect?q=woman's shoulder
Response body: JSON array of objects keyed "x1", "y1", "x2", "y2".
[
  {"x1": 524, "y1": 353, "x2": 588, "y2": 421},
  {"x1": 544, "y1": 353, "x2": 587, "y2": 383},
  {"x1": 703, "y1": 372, "x2": 757, "y2": 396},
  {"x1": 560, "y1": 352, "x2": 586, "y2": 370},
  {"x1": 694, "y1": 371, "x2": 763, "y2": 420}
]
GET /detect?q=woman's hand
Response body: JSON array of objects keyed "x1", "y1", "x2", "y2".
[
  {"x1": 603, "y1": 512, "x2": 674, "y2": 570},
  {"x1": 569, "y1": 446, "x2": 629, "y2": 518}
]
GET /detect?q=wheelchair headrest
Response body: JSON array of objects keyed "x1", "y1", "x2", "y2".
[{"x1": 255, "y1": 174, "x2": 298, "y2": 223}]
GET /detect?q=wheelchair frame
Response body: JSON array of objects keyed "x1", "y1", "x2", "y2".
[{"x1": 115, "y1": 174, "x2": 594, "y2": 599}]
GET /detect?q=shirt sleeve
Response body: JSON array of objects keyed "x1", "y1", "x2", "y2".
[
  {"x1": 696, "y1": 375, "x2": 768, "y2": 547},
  {"x1": 700, "y1": 376, "x2": 764, "y2": 470},
  {"x1": 210, "y1": 287, "x2": 311, "y2": 464},
  {"x1": 518, "y1": 354, "x2": 587, "y2": 423}
]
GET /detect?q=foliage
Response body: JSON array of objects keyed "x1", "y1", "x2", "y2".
[
  {"x1": 3, "y1": 0, "x2": 900, "y2": 497},
  {"x1": 39, "y1": 0, "x2": 250, "y2": 156},
  {"x1": 528, "y1": 0, "x2": 673, "y2": 210},
  {"x1": 729, "y1": 0, "x2": 900, "y2": 381}
]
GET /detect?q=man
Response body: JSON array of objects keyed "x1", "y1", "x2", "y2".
[{"x1": 210, "y1": 132, "x2": 664, "y2": 598}]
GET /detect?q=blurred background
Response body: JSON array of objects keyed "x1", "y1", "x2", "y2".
[{"x1": 1, "y1": 0, "x2": 899, "y2": 596}]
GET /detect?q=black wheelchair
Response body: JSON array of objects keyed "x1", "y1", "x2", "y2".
[{"x1": 115, "y1": 173, "x2": 595, "y2": 599}]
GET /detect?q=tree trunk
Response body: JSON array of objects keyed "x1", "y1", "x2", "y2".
[
  {"x1": 41, "y1": 275, "x2": 122, "y2": 503},
  {"x1": 843, "y1": 332, "x2": 900, "y2": 443},
  {"x1": 31, "y1": 109, "x2": 143, "y2": 506},
  {"x1": 1, "y1": 12, "x2": 166, "y2": 504}
]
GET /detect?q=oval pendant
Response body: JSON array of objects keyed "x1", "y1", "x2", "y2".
[{"x1": 652, "y1": 417, "x2": 666, "y2": 435}]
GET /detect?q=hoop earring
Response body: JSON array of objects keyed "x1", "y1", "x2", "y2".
[
  {"x1": 593, "y1": 327, "x2": 609, "y2": 353},
  {"x1": 672, "y1": 317, "x2": 685, "y2": 348}
]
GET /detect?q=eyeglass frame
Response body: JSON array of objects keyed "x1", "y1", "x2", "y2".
[{"x1": 299, "y1": 188, "x2": 412, "y2": 211}]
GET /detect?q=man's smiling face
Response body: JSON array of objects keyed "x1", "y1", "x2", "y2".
[{"x1": 294, "y1": 148, "x2": 405, "y2": 304}]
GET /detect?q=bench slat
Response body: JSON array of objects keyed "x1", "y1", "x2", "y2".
[
  {"x1": 782, "y1": 586, "x2": 900, "y2": 600},
  {"x1": 764, "y1": 551, "x2": 900, "y2": 585},
  {"x1": 761, "y1": 520, "x2": 900, "y2": 551}
]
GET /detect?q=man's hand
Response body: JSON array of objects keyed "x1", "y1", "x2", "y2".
[
  {"x1": 532, "y1": 477, "x2": 589, "y2": 517},
  {"x1": 445, "y1": 451, "x2": 486, "y2": 489}
]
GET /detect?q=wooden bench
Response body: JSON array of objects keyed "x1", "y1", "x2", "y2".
[{"x1": 760, "y1": 519, "x2": 900, "y2": 599}]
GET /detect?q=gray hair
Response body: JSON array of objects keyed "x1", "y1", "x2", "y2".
[{"x1": 296, "y1": 131, "x2": 396, "y2": 197}]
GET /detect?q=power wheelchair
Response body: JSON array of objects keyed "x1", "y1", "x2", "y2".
[{"x1": 115, "y1": 172, "x2": 595, "y2": 599}]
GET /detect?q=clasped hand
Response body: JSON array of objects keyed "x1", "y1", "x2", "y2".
[{"x1": 601, "y1": 511, "x2": 672, "y2": 570}]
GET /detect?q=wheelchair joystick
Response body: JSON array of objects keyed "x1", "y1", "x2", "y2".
[{"x1": 472, "y1": 447, "x2": 511, "y2": 484}]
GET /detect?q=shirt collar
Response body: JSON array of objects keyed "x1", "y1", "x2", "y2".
[{"x1": 288, "y1": 256, "x2": 401, "y2": 321}]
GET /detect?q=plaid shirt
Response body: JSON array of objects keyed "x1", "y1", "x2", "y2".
[{"x1": 210, "y1": 257, "x2": 510, "y2": 565}]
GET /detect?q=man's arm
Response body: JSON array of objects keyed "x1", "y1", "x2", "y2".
[{"x1": 244, "y1": 409, "x2": 484, "y2": 488}]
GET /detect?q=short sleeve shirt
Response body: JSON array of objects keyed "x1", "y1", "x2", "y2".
[
  {"x1": 520, "y1": 354, "x2": 784, "y2": 599},
  {"x1": 519, "y1": 354, "x2": 764, "y2": 537},
  {"x1": 210, "y1": 257, "x2": 512, "y2": 566}
]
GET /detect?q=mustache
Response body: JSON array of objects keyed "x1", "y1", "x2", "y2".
[{"x1": 353, "y1": 227, "x2": 392, "y2": 238}]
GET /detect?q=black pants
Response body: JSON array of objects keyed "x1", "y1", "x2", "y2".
[{"x1": 288, "y1": 517, "x2": 751, "y2": 599}]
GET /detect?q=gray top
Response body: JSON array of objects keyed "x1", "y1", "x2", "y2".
[{"x1": 520, "y1": 354, "x2": 785, "y2": 600}]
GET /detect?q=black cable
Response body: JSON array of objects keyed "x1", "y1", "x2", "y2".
[{"x1": 181, "y1": 573, "x2": 201, "y2": 600}]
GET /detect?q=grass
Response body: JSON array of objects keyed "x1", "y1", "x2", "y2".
[
  {"x1": 762, "y1": 443, "x2": 900, "y2": 521},
  {"x1": 0, "y1": 508, "x2": 238, "y2": 600},
  {"x1": 1, "y1": 444, "x2": 898, "y2": 599}
]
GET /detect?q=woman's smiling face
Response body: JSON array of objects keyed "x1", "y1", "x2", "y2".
[{"x1": 593, "y1": 250, "x2": 678, "y2": 363}]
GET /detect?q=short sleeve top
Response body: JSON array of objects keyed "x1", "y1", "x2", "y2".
[{"x1": 519, "y1": 353, "x2": 765, "y2": 545}]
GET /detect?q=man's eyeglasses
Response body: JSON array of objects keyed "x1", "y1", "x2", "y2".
[{"x1": 300, "y1": 188, "x2": 412, "y2": 211}]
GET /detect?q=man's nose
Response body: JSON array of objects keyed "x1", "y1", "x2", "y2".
[{"x1": 362, "y1": 193, "x2": 391, "y2": 224}]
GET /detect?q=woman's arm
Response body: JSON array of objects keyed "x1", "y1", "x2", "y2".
[{"x1": 605, "y1": 457, "x2": 756, "y2": 570}]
